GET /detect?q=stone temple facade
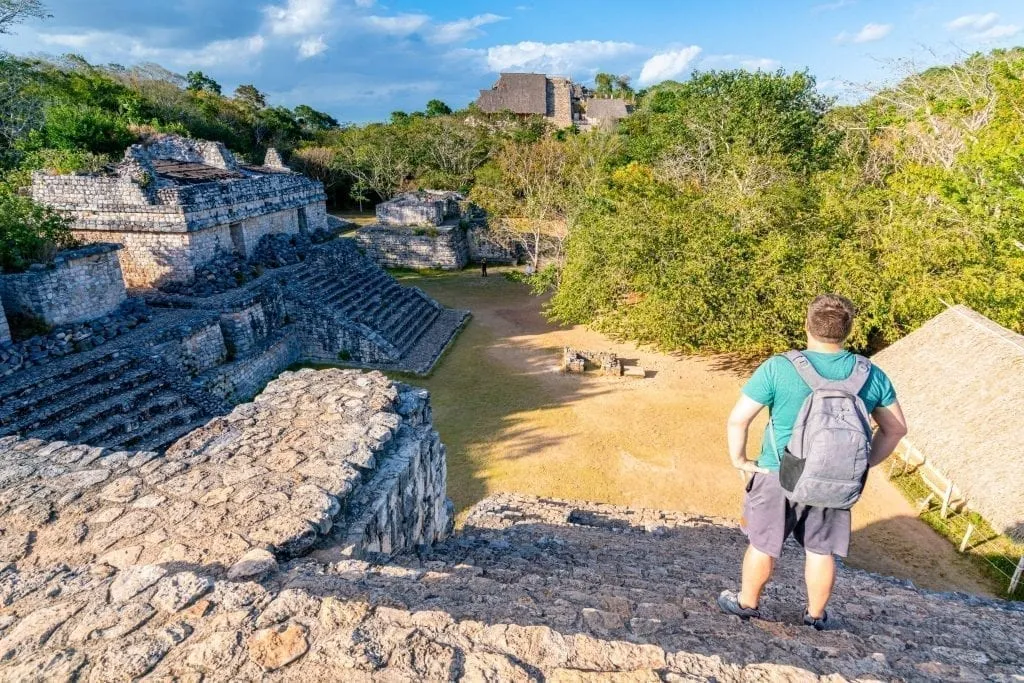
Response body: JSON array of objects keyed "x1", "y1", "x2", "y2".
[
  {"x1": 31, "y1": 135, "x2": 328, "y2": 288},
  {"x1": 356, "y1": 191, "x2": 517, "y2": 271}
]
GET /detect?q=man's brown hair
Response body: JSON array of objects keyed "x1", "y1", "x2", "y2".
[{"x1": 806, "y1": 294, "x2": 856, "y2": 343}]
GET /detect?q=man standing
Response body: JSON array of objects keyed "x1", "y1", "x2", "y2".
[
  {"x1": 481, "y1": 257, "x2": 488, "y2": 277},
  {"x1": 718, "y1": 294, "x2": 908, "y2": 629}
]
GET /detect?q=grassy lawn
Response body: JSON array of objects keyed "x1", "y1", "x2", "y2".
[
  {"x1": 888, "y1": 468, "x2": 1024, "y2": 599},
  {"x1": 298, "y1": 266, "x2": 1007, "y2": 595},
  {"x1": 330, "y1": 210, "x2": 377, "y2": 228}
]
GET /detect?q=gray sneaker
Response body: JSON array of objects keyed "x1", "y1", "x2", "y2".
[
  {"x1": 803, "y1": 609, "x2": 832, "y2": 631},
  {"x1": 717, "y1": 590, "x2": 761, "y2": 620}
]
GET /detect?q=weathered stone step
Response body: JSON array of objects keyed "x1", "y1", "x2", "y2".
[
  {"x1": 27, "y1": 375, "x2": 170, "y2": 443},
  {"x1": 94, "y1": 390, "x2": 188, "y2": 436},
  {"x1": 133, "y1": 415, "x2": 209, "y2": 452},
  {"x1": 399, "y1": 308, "x2": 468, "y2": 373},
  {"x1": 391, "y1": 302, "x2": 441, "y2": 353},
  {"x1": 107, "y1": 403, "x2": 204, "y2": 451},
  {"x1": 0, "y1": 363, "x2": 154, "y2": 433},
  {"x1": 378, "y1": 295, "x2": 430, "y2": 341},
  {"x1": 0, "y1": 352, "x2": 134, "y2": 414}
]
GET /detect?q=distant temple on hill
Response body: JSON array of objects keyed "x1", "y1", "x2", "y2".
[{"x1": 475, "y1": 72, "x2": 633, "y2": 130}]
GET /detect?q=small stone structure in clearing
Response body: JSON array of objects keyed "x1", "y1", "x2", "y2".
[
  {"x1": 562, "y1": 347, "x2": 634, "y2": 377},
  {"x1": 356, "y1": 190, "x2": 516, "y2": 271},
  {"x1": 31, "y1": 134, "x2": 328, "y2": 288}
]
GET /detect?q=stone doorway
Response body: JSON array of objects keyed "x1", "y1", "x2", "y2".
[{"x1": 230, "y1": 222, "x2": 245, "y2": 255}]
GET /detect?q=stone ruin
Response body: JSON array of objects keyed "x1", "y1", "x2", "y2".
[
  {"x1": 560, "y1": 347, "x2": 646, "y2": 377},
  {"x1": 356, "y1": 190, "x2": 517, "y2": 271},
  {"x1": 0, "y1": 137, "x2": 1021, "y2": 681},
  {"x1": 0, "y1": 407, "x2": 1022, "y2": 680},
  {"x1": 0, "y1": 134, "x2": 469, "y2": 453},
  {"x1": 31, "y1": 135, "x2": 329, "y2": 289}
]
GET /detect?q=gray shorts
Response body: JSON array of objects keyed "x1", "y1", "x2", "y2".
[{"x1": 741, "y1": 471, "x2": 851, "y2": 558}]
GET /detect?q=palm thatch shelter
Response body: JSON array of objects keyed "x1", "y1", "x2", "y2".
[{"x1": 873, "y1": 305, "x2": 1024, "y2": 542}]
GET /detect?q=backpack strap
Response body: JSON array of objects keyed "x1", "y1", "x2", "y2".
[
  {"x1": 783, "y1": 350, "x2": 872, "y2": 395},
  {"x1": 832, "y1": 354, "x2": 872, "y2": 396},
  {"x1": 782, "y1": 350, "x2": 826, "y2": 390}
]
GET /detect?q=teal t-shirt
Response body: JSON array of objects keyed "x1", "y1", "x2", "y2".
[{"x1": 742, "y1": 350, "x2": 897, "y2": 471}]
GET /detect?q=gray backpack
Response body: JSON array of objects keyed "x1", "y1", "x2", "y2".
[{"x1": 772, "y1": 351, "x2": 873, "y2": 510}]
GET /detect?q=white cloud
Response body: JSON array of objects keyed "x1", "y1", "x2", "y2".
[
  {"x1": 835, "y1": 22, "x2": 893, "y2": 44},
  {"x1": 264, "y1": 0, "x2": 333, "y2": 36},
  {"x1": 704, "y1": 54, "x2": 781, "y2": 71},
  {"x1": 973, "y1": 23, "x2": 1021, "y2": 40},
  {"x1": 297, "y1": 35, "x2": 327, "y2": 59},
  {"x1": 947, "y1": 12, "x2": 1019, "y2": 41},
  {"x1": 189, "y1": 35, "x2": 267, "y2": 68},
  {"x1": 812, "y1": 0, "x2": 856, "y2": 12},
  {"x1": 485, "y1": 40, "x2": 641, "y2": 75},
  {"x1": 430, "y1": 13, "x2": 505, "y2": 44},
  {"x1": 947, "y1": 13, "x2": 998, "y2": 32},
  {"x1": 353, "y1": 0, "x2": 375, "y2": 6},
  {"x1": 740, "y1": 57, "x2": 782, "y2": 71},
  {"x1": 639, "y1": 45, "x2": 702, "y2": 85},
  {"x1": 37, "y1": 31, "x2": 267, "y2": 69},
  {"x1": 362, "y1": 13, "x2": 431, "y2": 35}
]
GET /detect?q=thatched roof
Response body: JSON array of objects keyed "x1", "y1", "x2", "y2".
[
  {"x1": 585, "y1": 98, "x2": 631, "y2": 121},
  {"x1": 872, "y1": 305, "x2": 1024, "y2": 541},
  {"x1": 477, "y1": 73, "x2": 548, "y2": 115}
]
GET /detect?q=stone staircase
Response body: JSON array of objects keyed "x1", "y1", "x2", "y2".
[
  {"x1": 289, "y1": 243, "x2": 467, "y2": 372},
  {"x1": 1, "y1": 493, "x2": 1021, "y2": 681},
  {"x1": 0, "y1": 345, "x2": 208, "y2": 452}
]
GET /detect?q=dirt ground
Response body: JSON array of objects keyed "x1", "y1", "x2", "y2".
[{"x1": 392, "y1": 267, "x2": 994, "y2": 596}]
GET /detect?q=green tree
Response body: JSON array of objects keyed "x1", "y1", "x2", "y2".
[
  {"x1": 0, "y1": 187, "x2": 76, "y2": 271},
  {"x1": 424, "y1": 99, "x2": 452, "y2": 117},
  {"x1": 234, "y1": 84, "x2": 267, "y2": 110},
  {"x1": 185, "y1": 71, "x2": 221, "y2": 95},
  {"x1": 594, "y1": 72, "x2": 614, "y2": 98},
  {"x1": 38, "y1": 103, "x2": 134, "y2": 154},
  {"x1": 293, "y1": 104, "x2": 339, "y2": 132}
]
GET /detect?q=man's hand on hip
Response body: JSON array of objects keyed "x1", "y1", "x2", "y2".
[{"x1": 732, "y1": 457, "x2": 770, "y2": 474}]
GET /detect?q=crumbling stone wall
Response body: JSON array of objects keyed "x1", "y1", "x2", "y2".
[
  {"x1": 198, "y1": 334, "x2": 301, "y2": 404},
  {"x1": 549, "y1": 76, "x2": 574, "y2": 127},
  {"x1": 177, "y1": 322, "x2": 229, "y2": 376},
  {"x1": 375, "y1": 192, "x2": 460, "y2": 227},
  {"x1": 0, "y1": 243, "x2": 127, "y2": 326},
  {"x1": 356, "y1": 224, "x2": 469, "y2": 271},
  {"x1": 466, "y1": 224, "x2": 518, "y2": 264},
  {"x1": 0, "y1": 298, "x2": 10, "y2": 344}
]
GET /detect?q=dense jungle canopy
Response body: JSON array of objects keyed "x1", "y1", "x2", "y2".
[{"x1": 2, "y1": 48, "x2": 1023, "y2": 354}]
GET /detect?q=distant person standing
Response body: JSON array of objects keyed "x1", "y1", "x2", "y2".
[
  {"x1": 718, "y1": 294, "x2": 908, "y2": 629},
  {"x1": 481, "y1": 257, "x2": 488, "y2": 277}
]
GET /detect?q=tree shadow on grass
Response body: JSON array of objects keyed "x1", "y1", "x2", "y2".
[{"x1": 381, "y1": 278, "x2": 616, "y2": 514}]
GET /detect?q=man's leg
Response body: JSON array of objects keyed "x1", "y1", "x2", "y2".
[
  {"x1": 804, "y1": 550, "x2": 835, "y2": 619},
  {"x1": 740, "y1": 544, "x2": 775, "y2": 609}
]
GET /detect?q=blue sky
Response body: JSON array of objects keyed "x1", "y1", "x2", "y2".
[{"x1": 2, "y1": 0, "x2": 1024, "y2": 122}]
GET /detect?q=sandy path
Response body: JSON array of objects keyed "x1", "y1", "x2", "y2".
[{"x1": 396, "y1": 269, "x2": 994, "y2": 596}]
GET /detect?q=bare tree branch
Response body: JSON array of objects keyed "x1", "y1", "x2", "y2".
[{"x1": 0, "y1": 0, "x2": 50, "y2": 34}]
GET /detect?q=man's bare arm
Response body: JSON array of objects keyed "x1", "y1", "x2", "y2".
[
  {"x1": 727, "y1": 395, "x2": 771, "y2": 474},
  {"x1": 869, "y1": 401, "x2": 908, "y2": 467}
]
